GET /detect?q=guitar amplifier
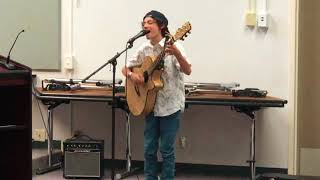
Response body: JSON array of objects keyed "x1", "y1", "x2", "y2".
[{"x1": 63, "y1": 139, "x2": 104, "y2": 179}]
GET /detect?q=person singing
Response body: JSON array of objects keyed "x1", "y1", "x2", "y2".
[{"x1": 122, "y1": 10, "x2": 192, "y2": 180}]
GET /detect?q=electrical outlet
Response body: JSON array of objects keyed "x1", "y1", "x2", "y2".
[
  {"x1": 257, "y1": 13, "x2": 268, "y2": 28},
  {"x1": 64, "y1": 55, "x2": 74, "y2": 70},
  {"x1": 180, "y1": 136, "x2": 186, "y2": 149},
  {"x1": 245, "y1": 11, "x2": 256, "y2": 27},
  {"x1": 34, "y1": 129, "x2": 46, "y2": 142}
]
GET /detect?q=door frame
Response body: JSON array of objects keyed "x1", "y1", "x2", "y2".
[{"x1": 288, "y1": 0, "x2": 299, "y2": 175}]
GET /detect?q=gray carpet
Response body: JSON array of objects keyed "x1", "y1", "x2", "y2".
[{"x1": 33, "y1": 148, "x2": 317, "y2": 180}]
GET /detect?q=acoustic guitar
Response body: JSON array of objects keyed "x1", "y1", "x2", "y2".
[{"x1": 126, "y1": 22, "x2": 192, "y2": 116}]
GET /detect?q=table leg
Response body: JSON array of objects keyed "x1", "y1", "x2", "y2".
[
  {"x1": 249, "y1": 113, "x2": 256, "y2": 180},
  {"x1": 36, "y1": 103, "x2": 62, "y2": 174}
]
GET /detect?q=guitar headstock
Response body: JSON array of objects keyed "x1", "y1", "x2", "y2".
[{"x1": 173, "y1": 22, "x2": 192, "y2": 42}]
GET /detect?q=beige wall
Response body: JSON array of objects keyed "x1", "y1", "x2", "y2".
[
  {"x1": 32, "y1": 0, "x2": 290, "y2": 169},
  {"x1": 298, "y1": 0, "x2": 320, "y2": 149},
  {"x1": 298, "y1": 0, "x2": 320, "y2": 176}
]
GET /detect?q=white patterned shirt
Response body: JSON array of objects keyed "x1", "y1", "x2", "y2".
[{"x1": 126, "y1": 38, "x2": 190, "y2": 117}]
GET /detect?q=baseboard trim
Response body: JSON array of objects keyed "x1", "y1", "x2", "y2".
[{"x1": 102, "y1": 159, "x2": 287, "y2": 177}]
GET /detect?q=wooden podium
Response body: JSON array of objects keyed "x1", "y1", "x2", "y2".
[{"x1": 0, "y1": 55, "x2": 32, "y2": 180}]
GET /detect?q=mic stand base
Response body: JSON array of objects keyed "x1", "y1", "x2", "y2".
[
  {"x1": 115, "y1": 111, "x2": 142, "y2": 179},
  {"x1": 116, "y1": 167, "x2": 141, "y2": 179}
]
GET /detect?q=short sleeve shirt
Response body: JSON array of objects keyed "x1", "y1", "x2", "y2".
[{"x1": 126, "y1": 38, "x2": 190, "y2": 117}]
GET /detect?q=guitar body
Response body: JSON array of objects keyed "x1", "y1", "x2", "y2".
[{"x1": 126, "y1": 56, "x2": 164, "y2": 116}]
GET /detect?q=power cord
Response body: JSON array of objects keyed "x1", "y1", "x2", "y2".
[
  {"x1": 125, "y1": 43, "x2": 129, "y2": 98},
  {"x1": 124, "y1": 43, "x2": 141, "y2": 180},
  {"x1": 32, "y1": 78, "x2": 49, "y2": 137},
  {"x1": 35, "y1": 98, "x2": 49, "y2": 137}
]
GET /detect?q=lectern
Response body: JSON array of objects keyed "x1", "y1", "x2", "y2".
[{"x1": 0, "y1": 55, "x2": 32, "y2": 180}]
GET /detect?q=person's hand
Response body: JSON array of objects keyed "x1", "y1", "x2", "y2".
[
  {"x1": 130, "y1": 72, "x2": 145, "y2": 84},
  {"x1": 165, "y1": 44, "x2": 181, "y2": 57}
]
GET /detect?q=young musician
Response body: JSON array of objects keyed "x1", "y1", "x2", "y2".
[{"x1": 122, "y1": 10, "x2": 191, "y2": 180}]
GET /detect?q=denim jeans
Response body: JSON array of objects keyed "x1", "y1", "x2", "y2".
[{"x1": 144, "y1": 111, "x2": 180, "y2": 180}]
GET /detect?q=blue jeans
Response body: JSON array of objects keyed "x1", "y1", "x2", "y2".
[{"x1": 144, "y1": 111, "x2": 180, "y2": 180}]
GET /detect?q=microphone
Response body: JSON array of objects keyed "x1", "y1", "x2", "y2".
[
  {"x1": 127, "y1": 30, "x2": 150, "y2": 44},
  {"x1": 1, "y1": 30, "x2": 25, "y2": 70}
]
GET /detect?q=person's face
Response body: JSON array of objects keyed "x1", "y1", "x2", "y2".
[{"x1": 142, "y1": 17, "x2": 163, "y2": 40}]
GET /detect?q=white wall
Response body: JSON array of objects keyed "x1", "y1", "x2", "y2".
[{"x1": 33, "y1": 0, "x2": 290, "y2": 168}]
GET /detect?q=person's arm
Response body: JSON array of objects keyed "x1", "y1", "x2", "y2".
[
  {"x1": 121, "y1": 66, "x2": 131, "y2": 77},
  {"x1": 165, "y1": 44, "x2": 192, "y2": 75},
  {"x1": 122, "y1": 66, "x2": 144, "y2": 83},
  {"x1": 174, "y1": 48, "x2": 192, "y2": 75},
  {"x1": 122, "y1": 45, "x2": 145, "y2": 83}
]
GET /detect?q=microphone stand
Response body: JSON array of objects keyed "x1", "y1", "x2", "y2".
[{"x1": 81, "y1": 43, "x2": 133, "y2": 180}]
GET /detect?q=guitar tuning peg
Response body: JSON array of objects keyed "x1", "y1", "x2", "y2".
[
  {"x1": 185, "y1": 34, "x2": 188, "y2": 37},
  {"x1": 181, "y1": 38, "x2": 184, "y2": 41}
]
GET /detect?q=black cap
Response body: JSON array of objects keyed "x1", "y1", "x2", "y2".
[{"x1": 143, "y1": 10, "x2": 168, "y2": 27}]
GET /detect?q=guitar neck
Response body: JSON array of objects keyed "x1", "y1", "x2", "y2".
[
  {"x1": 145, "y1": 21, "x2": 192, "y2": 76},
  {"x1": 147, "y1": 37, "x2": 176, "y2": 75},
  {"x1": 147, "y1": 50, "x2": 165, "y2": 74}
]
